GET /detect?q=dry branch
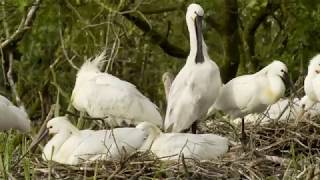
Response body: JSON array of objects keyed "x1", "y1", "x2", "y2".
[{"x1": 0, "y1": 0, "x2": 42, "y2": 49}]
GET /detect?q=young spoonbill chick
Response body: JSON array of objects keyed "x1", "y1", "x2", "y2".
[
  {"x1": 164, "y1": 4, "x2": 222, "y2": 133},
  {"x1": 42, "y1": 116, "x2": 147, "y2": 165},
  {"x1": 0, "y1": 95, "x2": 30, "y2": 133},
  {"x1": 137, "y1": 122, "x2": 229, "y2": 161},
  {"x1": 214, "y1": 61, "x2": 289, "y2": 144},
  {"x1": 304, "y1": 54, "x2": 320, "y2": 104},
  {"x1": 71, "y1": 51, "x2": 162, "y2": 127}
]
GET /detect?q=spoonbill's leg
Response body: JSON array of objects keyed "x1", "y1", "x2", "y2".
[
  {"x1": 191, "y1": 121, "x2": 198, "y2": 134},
  {"x1": 240, "y1": 117, "x2": 248, "y2": 147}
]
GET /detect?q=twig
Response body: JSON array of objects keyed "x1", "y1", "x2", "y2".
[
  {"x1": 0, "y1": 0, "x2": 42, "y2": 49},
  {"x1": 59, "y1": 26, "x2": 79, "y2": 70},
  {"x1": 181, "y1": 154, "x2": 191, "y2": 179}
]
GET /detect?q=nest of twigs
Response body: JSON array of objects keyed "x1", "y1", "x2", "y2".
[{"x1": 10, "y1": 114, "x2": 320, "y2": 179}]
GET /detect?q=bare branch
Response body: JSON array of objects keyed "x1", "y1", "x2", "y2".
[
  {"x1": 123, "y1": 12, "x2": 188, "y2": 58},
  {"x1": 138, "y1": 4, "x2": 183, "y2": 14},
  {"x1": 0, "y1": 0, "x2": 42, "y2": 49},
  {"x1": 94, "y1": 1, "x2": 188, "y2": 59}
]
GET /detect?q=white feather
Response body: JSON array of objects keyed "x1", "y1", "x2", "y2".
[
  {"x1": 137, "y1": 122, "x2": 228, "y2": 160},
  {"x1": 42, "y1": 117, "x2": 147, "y2": 165},
  {"x1": 71, "y1": 52, "x2": 162, "y2": 127},
  {"x1": 164, "y1": 4, "x2": 222, "y2": 132},
  {"x1": 214, "y1": 61, "x2": 288, "y2": 119},
  {"x1": 0, "y1": 95, "x2": 30, "y2": 132}
]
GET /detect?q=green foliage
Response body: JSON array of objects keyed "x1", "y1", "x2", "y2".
[{"x1": 2, "y1": 0, "x2": 320, "y2": 178}]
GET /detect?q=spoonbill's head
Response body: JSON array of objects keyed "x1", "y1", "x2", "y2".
[
  {"x1": 186, "y1": 4, "x2": 204, "y2": 21},
  {"x1": 136, "y1": 122, "x2": 161, "y2": 136},
  {"x1": 186, "y1": 3, "x2": 205, "y2": 63},
  {"x1": 25, "y1": 117, "x2": 75, "y2": 156},
  {"x1": 268, "y1": 61, "x2": 290, "y2": 87},
  {"x1": 47, "y1": 116, "x2": 75, "y2": 134},
  {"x1": 308, "y1": 54, "x2": 320, "y2": 75}
]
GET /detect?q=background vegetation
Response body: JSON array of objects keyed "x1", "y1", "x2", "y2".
[{"x1": 1, "y1": 0, "x2": 320, "y2": 179}]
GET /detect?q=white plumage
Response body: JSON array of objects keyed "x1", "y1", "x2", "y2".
[
  {"x1": 137, "y1": 122, "x2": 228, "y2": 161},
  {"x1": 304, "y1": 54, "x2": 320, "y2": 104},
  {"x1": 214, "y1": 61, "x2": 288, "y2": 119},
  {"x1": 233, "y1": 97, "x2": 306, "y2": 124},
  {"x1": 71, "y1": 51, "x2": 162, "y2": 127},
  {"x1": 164, "y1": 4, "x2": 222, "y2": 132},
  {"x1": 42, "y1": 116, "x2": 147, "y2": 165},
  {"x1": 0, "y1": 95, "x2": 30, "y2": 132},
  {"x1": 300, "y1": 95, "x2": 320, "y2": 117},
  {"x1": 214, "y1": 61, "x2": 288, "y2": 142}
]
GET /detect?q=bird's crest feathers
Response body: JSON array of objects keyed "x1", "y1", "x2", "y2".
[{"x1": 78, "y1": 50, "x2": 107, "y2": 75}]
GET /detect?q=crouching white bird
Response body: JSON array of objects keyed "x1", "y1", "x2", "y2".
[
  {"x1": 0, "y1": 95, "x2": 30, "y2": 132},
  {"x1": 71, "y1": 51, "x2": 162, "y2": 127},
  {"x1": 164, "y1": 4, "x2": 222, "y2": 133},
  {"x1": 41, "y1": 116, "x2": 147, "y2": 165},
  {"x1": 304, "y1": 54, "x2": 320, "y2": 105},
  {"x1": 214, "y1": 61, "x2": 289, "y2": 144},
  {"x1": 137, "y1": 122, "x2": 228, "y2": 161}
]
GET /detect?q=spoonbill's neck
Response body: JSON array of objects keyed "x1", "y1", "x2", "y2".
[
  {"x1": 268, "y1": 75, "x2": 285, "y2": 101},
  {"x1": 43, "y1": 131, "x2": 71, "y2": 159},
  {"x1": 307, "y1": 69, "x2": 318, "y2": 78},
  {"x1": 186, "y1": 17, "x2": 208, "y2": 63},
  {"x1": 140, "y1": 126, "x2": 161, "y2": 151}
]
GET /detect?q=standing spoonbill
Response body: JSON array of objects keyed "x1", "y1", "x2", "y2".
[
  {"x1": 71, "y1": 51, "x2": 162, "y2": 127},
  {"x1": 164, "y1": 3, "x2": 222, "y2": 133},
  {"x1": 0, "y1": 95, "x2": 30, "y2": 132},
  {"x1": 304, "y1": 54, "x2": 320, "y2": 105},
  {"x1": 137, "y1": 122, "x2": 228, "y2": 160},
  {"x1": 214, "y1": 61, "x2": 289, "y2": 144},
  {"x1": 41, "y1": 116, "x2": 147, "y2": 165}
]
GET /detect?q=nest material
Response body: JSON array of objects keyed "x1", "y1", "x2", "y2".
[{"x1": 9, "y1": 115, "x2": 320, "y2": 179}]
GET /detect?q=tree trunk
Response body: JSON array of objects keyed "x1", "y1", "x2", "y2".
[{"x1": 220, "y1": 0, "x2": 241, "y2": 83}]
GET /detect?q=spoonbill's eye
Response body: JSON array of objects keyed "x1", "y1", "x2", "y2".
[
  {"x1": 280, "y1": 69, "x2": 284, "y2": 72},
  {"x1": 49, "y1": 126, "x2": 53, "y2": 129}
]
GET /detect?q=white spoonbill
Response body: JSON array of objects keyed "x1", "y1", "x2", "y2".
[
  {"x1": 304, "y1": 54, "x2": 320, "y2": 104},
  {"x1": 164, "y1": 4, "x2": 222, "y2": 133},
  {"x1": 137, "y1": 122, "x2": 228, "y2": 161},
  {"x1": 0, "y1": 95, "x2": 30, "y2": 132},
  {"x1": 41, "y1": 116, "x2": 147, "y2": 165},
  {"x1": 214, "y1": 61, "x2": 289, "y2": 143},
  {"x1": 71, "y1": 51, "x2": 162, "y2": 127}
]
